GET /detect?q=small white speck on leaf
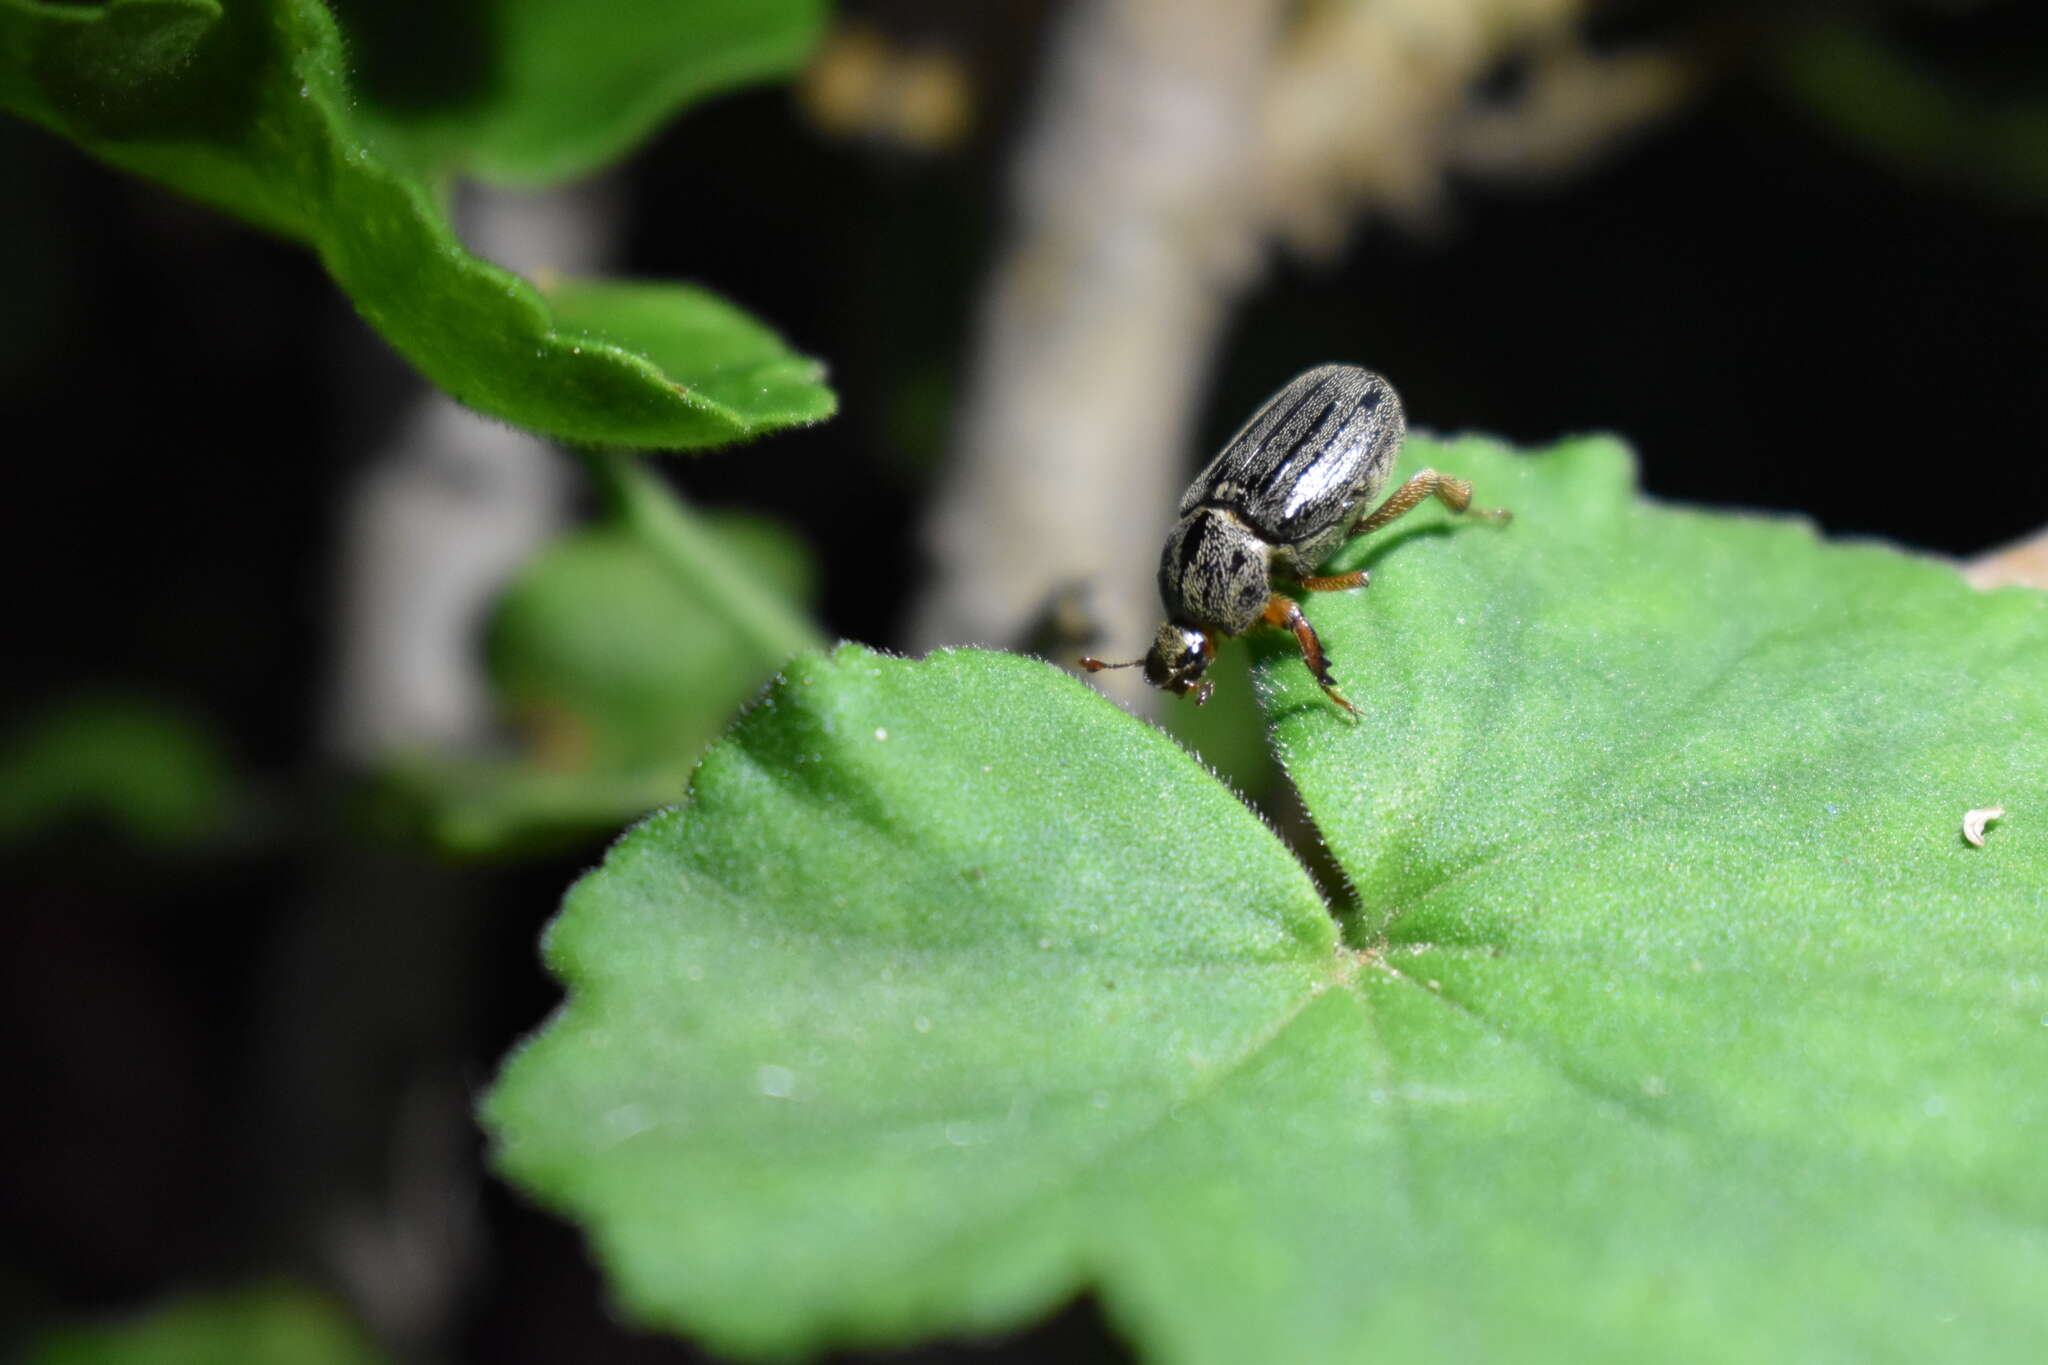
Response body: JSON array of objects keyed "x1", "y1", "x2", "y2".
[
  {"x1": 604, "y1": 1104, "x2": 650, "y2": 1137},
  {"x1": 874, "y1": 727, "x2": 889, "y2": 741},
  {"x1": 756, "y1": 1064, "x2": 797, "y2": 1099},
  {"x1": 1961, "y1": 806, "x2": 2005, "y2": 848}
]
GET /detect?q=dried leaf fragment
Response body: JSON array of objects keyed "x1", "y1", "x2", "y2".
[
  {"x1": 1961, "y1": 806, "x2": 2006, "y2": 848},
  {"x1": 1963, "y1": 529, "x2": 2048, "y2": 591}
]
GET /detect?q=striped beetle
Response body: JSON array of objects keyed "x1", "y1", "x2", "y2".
[{"x1": 1081, "y1": 363, "x2": 1508, "y2": 713}]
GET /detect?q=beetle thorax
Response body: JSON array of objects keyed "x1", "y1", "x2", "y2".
[{"x1": 1157, "y1": 507, "x2": 1272, "y2": 637}]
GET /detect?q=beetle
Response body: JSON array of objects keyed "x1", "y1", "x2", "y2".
[{"x1": 1080, "y1": 363, "x2": 1508, "y2": 713}]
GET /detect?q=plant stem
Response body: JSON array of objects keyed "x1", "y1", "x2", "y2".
[{"x1": 584, "y1": 448, "x2": 826, "y2": 663}]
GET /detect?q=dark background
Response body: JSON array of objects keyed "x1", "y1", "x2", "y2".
[{"x1": 3, "y1": 1, "x2": 2044, "y2": 1360}]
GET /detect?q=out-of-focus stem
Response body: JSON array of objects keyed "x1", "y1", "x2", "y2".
[
  {"x1": 910, "y1": 0, "x2": 1288, "y2": 705},
  {"x1": 326, "y1": 397, "x2": 569, "y2": 758},
  {"x1": 584, "y1": 448, "x2": 826, "y2": 662},
  {"x1": 325, "y1": 181, "x2": 619, "y2": 761},
  {"x1": 301, "y1": 180, "x2": 612, "y2": 1355},
  {"x1": 908, "y1": 0, "x2": 1701, "y2": 713}
]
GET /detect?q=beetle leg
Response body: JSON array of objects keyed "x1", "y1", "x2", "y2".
[
  {"x1": 1350, "y1": 468, "x2": 1511, "y2": 537},
  {"x1": 1260, "y1": 595, "x2": 1356, "y2": 714},
  {"x1": 1298, "y1": 568, "x2": 1370, "y2": 593}
]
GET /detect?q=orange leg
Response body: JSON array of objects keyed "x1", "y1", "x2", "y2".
[
  {"x1": 1299, "y1": 568, "x2": 1369, "y2": 593},
  {"x1": 1350, "y1": 468, "x2": 1510, "y2": 538},
  {"x1": 1260, "y1": 594, "x2": 1355, "y2": 714}
]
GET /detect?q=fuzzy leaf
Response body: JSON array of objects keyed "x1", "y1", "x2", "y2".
[
  {"x1": 485, "y1": 437, "x2": 2048, "y2": 1362},
  {"x1": 0, "y1": 0, "x2": 833, "y2": 447},
  {"x1": 338, "y1": 0, "x2": 827, "y2": 186},
  {"x1": 485, "y1": 646, "x2": 1339, "y2": 1355},
  {"x1": 27, "y1": 1283, "x2": 385, "y2": 1365},
  {"x1": 385, "y1": 512, "x2": 812, "y2": 855},
  {"x1": 0, "y1": 694, "x2": 235, "y2": 847}
]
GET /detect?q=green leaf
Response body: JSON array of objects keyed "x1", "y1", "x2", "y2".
[
  {"x1": 1252, "y1": 432, "x2": 2048, "y2": 1358},
  {"x1": 485, "y1": 645, "x2": 1340, "y2": 1355},
  {"x1": 484, "y1": 438, "x2": 2048, "y2": 1362},
  {"x1": 491, "y1": 512, "x2": 812, "y2": 771},
  {"x1": 1160, "y1": 642, "x2": 1274, "y2": 800},
  {"x1": 26, "y1": 1282, "x2": 386, "y2": 1365},
  {"x1": 0, "y1": 694, "x2": 236, "y2": 847},
  {"x1": 384, "y1": 508, "x2": 814, "y2": 854},
  {"x1": 339, "y1": 0, "x2": 827, "y2": 187},
  {"x1": 545, "y1": 280, "x2": 835, "y2": 434},
  {"x1": 0, "y1": 0, "x2": 833, "y2": 448},
  {"x1": 1771, "y1": 23, "x2": 2048, "y2": 207}
]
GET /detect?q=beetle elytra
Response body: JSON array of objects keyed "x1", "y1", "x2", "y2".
[{"x1": 1081, "y1": 363, "x2": 1509, "y2": 712}]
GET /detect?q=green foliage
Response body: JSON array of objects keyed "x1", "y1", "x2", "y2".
[
  {"x1": 1160, "y1": 642, "x2": 1272, "y2": 799},
  {"x1": 0, "y1": 694, "x2": 235, "y2": 847},
  {"x1": 0, "y1": 0, "x2": 833, "y2": 448},
  {"x1": 486, "y1": 645, "x2": 1337, "y2": 1356},
  {"x1": 1773, "y1": 23, "x2": 2048, "y2": 206},
  {"x1": 492, "y1": 514, "x2": 811, "y2": 772},
  {"x1": 388, "y1": 505, "x2": 814, "y2": 854},
  {"x1": 485, "y1": 434, "x2": 2048, "y2": 1362},
  {"x1": 26, "y1": 1282, "x2": 385, "y2": 1365},
  {"x1": 338, "y1": 0, "x2": 827, "y2": 186}
]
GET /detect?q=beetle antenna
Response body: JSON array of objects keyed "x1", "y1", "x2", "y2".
[{"x1": 1077, "y1": 655, "x2": 1143, "y2": 672}]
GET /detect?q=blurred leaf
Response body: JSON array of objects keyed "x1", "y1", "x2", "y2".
[
  {"x1": 485, "y1": 433, "x2": 2048, "y2": 1362},
  {"x1": 0, "y1": 0, "x2": 833, "y2": 448},
  {"x1": 1773, "y1": 23, "x2": 2048, "y2": 206},
  {"x1": 492, "y1": 512, "x2": 811, "y2": 768},
  {"x1": 0, "y1": 694, "x2": 235, "y2": 847},
  {"x1": 27, "y1": 1282, "x2": 385, "y2": 1365},
  {"x1": 1160, "y1": 643, "x2": 1272, "y2": 801},
  {"x1": 545, "y1": 279, "x2": 835, "y2": 435},
  {"x1": 385, "y1": 510, "x2": 812, "y2": 855},
  {"x1": 340, "y1": 0, "x2": 827, "y2": 187}
]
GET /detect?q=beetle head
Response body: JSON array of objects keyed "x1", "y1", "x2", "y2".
[
  {"x1": 1144, "y1": 623, "x2": 1217, "y2": 704},
  {"x1": 1078, "y1": 624, "x2": 1216, "y2": 703}
]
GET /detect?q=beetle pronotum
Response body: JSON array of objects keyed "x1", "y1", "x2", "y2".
[{"x1": 1081, "y1": 363, "x2": 1509, "y2": 712}]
